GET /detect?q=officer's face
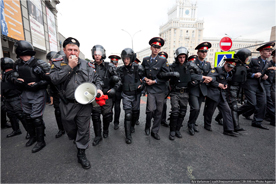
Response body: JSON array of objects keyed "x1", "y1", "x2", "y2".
[
  {"x1": 177, "y1": 54, "x2": 186, "y2": 65},
  {"x1": 260, "y1": 49, "x2": 272, "y2": 59},
  {"x1": 224, "y1": 64, "x2": 234, "y2": 73},
  {"x1": 197, "y1": 50, "x2": 208, "y2": 60},
  {"x1": 20, "y1": 56, "x2": 31, "y2": 61},
  {"x1": 151, "y1": 46, "x2": 161, "y2": 56},
  {"x1": 64, "y1": 44, "x2": 80, "y2": 59},
  {"x1": 123, "y1": 57, "x2": 131, "y2": 66},
  {"x1": 94, "y1": 51, "x2": 102, "y2": 63}
]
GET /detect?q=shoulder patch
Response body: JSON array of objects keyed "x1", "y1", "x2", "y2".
[
  {"x1": 61, "y1": 63, "x2": 67, "y2": 66},
  {"x1": 51, "y1": 64, "x2": 55, "y2": 69},
  {"x1": 211, "y1": 69, "x2": 215, "y2": 73},
  {"x1": 88, "y1": 62, "x2": 95, "y2": 68},
  {"x1": 246, "y1": 61, "x2": 250, "y2": 65},
  {"x1": 166, "y1": 62, "x2": 169, "y2": 67}
]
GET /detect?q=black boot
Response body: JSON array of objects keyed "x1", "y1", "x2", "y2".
[
  {"x1": 7, "y1": 117, "x2": 21, "y2": 138},
  {"x1": 25, "y1": 119, "x2": 36, "y2": 147},
  {"x1": 77, "y1": 149, "x2": 91, "y2": 169},
  {"x1": 169, "y1": 115, "x2": 178, "y2": 141},
  {"x1": 232, "y1": 111, "x2": 245, "y2": 132},
  {"x1": 188, "y1": 123, "x2": 195, "y2": 136},
  {"x1": 55, "y1": 109, "x2": 65, "y2": 138},
  {"x1": 103, "y1": 114, "x2": 112, "y2": 138},
  {"x1": 131, "y1": 110, "x2": 139, "y2": 133},
  {"x1": 32, "y1": 118, "x2": 46, "y2": 153},
  {"x1": 18, "y1": 113, "x2": 29, "y2": 138},
  {"x1": 145, "y1": 112, "x2": 153, "y2": 135},
  {"x1": 125, "y1": 113, "x2": 132, "y2": 144},
  {"x1": 175, "y1": 115, "x2": 184, "y2": 138},
  {"x1": 92, "y1": 115, "x2": 102, "y2": 146}
]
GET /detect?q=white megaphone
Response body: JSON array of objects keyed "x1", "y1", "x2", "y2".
[{"x1": 74, "y1": 82, "x2": 97, "y2": 104}]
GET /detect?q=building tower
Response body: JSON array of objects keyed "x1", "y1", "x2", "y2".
[{"x1": 159, "y1": 0, "x2": 204, "y2": 63}]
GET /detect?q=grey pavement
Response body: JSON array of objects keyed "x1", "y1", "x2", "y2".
[{"x1": 1, "y1": 96, "x2": 275, "y2": 183}]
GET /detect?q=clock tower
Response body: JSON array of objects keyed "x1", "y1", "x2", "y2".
[{"x1": 159, "y1": 0, "x2": 204, "y2": 63}]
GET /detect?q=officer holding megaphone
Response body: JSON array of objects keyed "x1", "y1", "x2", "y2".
[{"x1": 50, "y1": 37, "x2": 103, "y2": 170}]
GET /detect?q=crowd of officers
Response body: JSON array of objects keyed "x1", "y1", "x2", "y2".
[{"x1": 1, "y1": 36, "x2": 275, "y2": 170}]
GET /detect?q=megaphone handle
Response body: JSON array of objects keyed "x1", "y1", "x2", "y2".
[{"x1": 96, "y1": 93, "x2": 101, "y2": 98}]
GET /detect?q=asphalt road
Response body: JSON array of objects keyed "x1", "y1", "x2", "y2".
[{"x1": 1, "y1": 96, "x2": 275, "y2": 183}]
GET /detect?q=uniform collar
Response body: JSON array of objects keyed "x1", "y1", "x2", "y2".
[{"x1": 22, "y1": 56, "x2": 34, "y2": 65}]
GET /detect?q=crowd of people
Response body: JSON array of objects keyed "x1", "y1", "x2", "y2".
[{"x1": 1, "y1": 37, "x2": 275, "y2": 169}]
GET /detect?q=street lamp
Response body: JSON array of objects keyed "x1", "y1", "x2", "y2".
[{"x1": 121, "y1": 29, "x2": 141, "y2": 50}]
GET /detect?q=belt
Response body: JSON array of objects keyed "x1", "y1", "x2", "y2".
[{"x1": 174, "y1": 87, "x2": 188, "y2": 93}]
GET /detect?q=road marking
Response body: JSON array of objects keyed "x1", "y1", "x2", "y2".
[{"x1": 187, "y1": 166, "x2": 195, "y2": 180}]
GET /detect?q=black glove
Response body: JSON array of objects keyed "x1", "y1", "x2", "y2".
[
  {"x1": 107, "y1": 88, "x2": 116, "y2": 98},
  {"x1": 33, "y1": 66, "x2": 43, "y2": 74}
]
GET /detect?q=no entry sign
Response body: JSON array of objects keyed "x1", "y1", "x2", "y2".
[{"x1": 220, "y1": 37, "x2": 232, "y2": 51}]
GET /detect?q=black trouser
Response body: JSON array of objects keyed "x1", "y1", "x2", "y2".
[
  {"x1": 161, "y1": 98, "x2": 167, "y2": 123},
  {"x1": 113, "y1": 91, "x2": 122, "y2": 125},
  {"x1": 53, "y1": 94, "x2": 64, "y2": 131},
  {"x1": 204, "y1": 96, "x2": 234, "y2": 131},
  {"x1": 238, "y1": 86, "x2": 266, "y2": 125},
  {"x1": 264, "y1": 84, "x2": 275, "y2": 124},
  {"x1": 188, "y1": 93, "x2": 205, "y2": 125}
]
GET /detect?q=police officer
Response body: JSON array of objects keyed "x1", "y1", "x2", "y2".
[
  {"x1": 158, "y1": 51, "x2": 170, "y2": 127},
  {"x1": 204, "y1": 59, "x2": 239, "y2": 137},
  {"x1": 162, "y1": 47, "x2": 203, "y2": 139},
  {"x1": 142, "y1": 37, "x2": 170, "y2": 140},
  {"x1": 1, "y1": 57, "x2": 28, "y2": 138},
  {"x1": 13, "y1": 40, "x2": 50, "y2": 153},
  {"x1": 133, "y1": 58, "x2": 142, "y2": 125},
  {"x1": 264, "y1": 49, "x2": 275, "y2": 126},
  {"x1": 187, "y1": 55, "x2": 197, "y2": 62},
  {"x1": 238, "y1": 42, "x2": 274, "y2": 130},
  {"x1": 109, "y1": 55, "x2": 122, "y2": 130},
  {"x1": 187, "y1": 42, "x2": 213, "y2": 128},
  {"x1": 117, "y1": 48, "x2": 144, "y2": 144},
  {"x1": 90, "y1": 45, "x2": 121, "y2": 146},
  {"x1": 50, "y1": 37, "x2": 103, "y2": 169},
  {"x1": 214, "y1": 48, "x2": 251, "y2": 131},
  {"x1": 46, "y1": 51, "x2": 66, "y2": 138}
]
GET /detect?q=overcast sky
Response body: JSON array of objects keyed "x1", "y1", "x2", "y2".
[{"x1": 57, "y1": 0, "x2": 275, "y2": 60}]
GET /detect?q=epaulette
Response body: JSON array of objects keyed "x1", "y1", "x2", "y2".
[
  {"x1": 88, "y1": 62, "x2": 95, "y2": 69},
  {"x1": 51, "y1": 58, "x2": 63, "y2": 62}
]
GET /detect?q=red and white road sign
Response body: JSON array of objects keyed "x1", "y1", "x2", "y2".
[{"x1": 219, "y1": 37, "x2": 233, "y2": 51}]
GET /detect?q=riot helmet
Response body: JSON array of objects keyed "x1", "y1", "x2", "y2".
[
  {"x1": 13, "y1": 40, "x2": 36, "y2": 58},
  {"x1": 53, "y1": 50, "x2": 65, "y2": 59},
  {"x1": 121, "y1": 48, "x2": 136, "y2": 65},
  {"x1": 46, "y1": 51, "x2": 57, "y2": 61},
  {"x1": 174, "y1": 47, "x2": 189, "y2": 61},
  {"x1": 234, "y1": 48, "x2": 252, "y2": 64},
  {"x1": 91, "y1": 45, "x2": 106, "y2": 60},
  {"x1": 1, "y1": 57, "x2": 15, "y2": 71}
]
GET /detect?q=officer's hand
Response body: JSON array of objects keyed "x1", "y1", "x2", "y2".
[
  {"x1": 203, "y1": 76, "x2": 212, "y2": 83},
  {"x1": 146, "y1": 79, "x2": 155, "y2": 86},
  {"x1": 17, "y1": 78, "x2": 24, "y2": 83},
  {"x1": 267, "y1": 66, "x2": 276, "y2": 70},
  {"x1": 138, "y1": 85, "x2": 141, "y2": 89},
  {"x1": 218, "y1": 83, "x2": 227, "y2": 89},
  {"x1": 254, "y1": 72, "x2": 262, "y2": 78},
  {"x1": 68, "y1": 55, "x2": 78, "y2": 69},
  {"x1": 97, "y1": 89, "x2": 103, "y2": 97},
  {"x1": 28, "y1": 82, "x2": 36, "y2": 86},
  {"x1": 262, "y1": 74, "x2": 268, "y2": 80},
  {"x1": 33, "y1": 66, "x2": 43, "y2": 74}
]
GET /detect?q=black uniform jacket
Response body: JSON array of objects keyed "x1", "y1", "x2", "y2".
[
  {"x1": 142, "y1": 55, "x2": 170, "y2": 94},
  {"x1": 207, "y1": 67, "x2": 232, "y2": 103},
  {"x1": 189, "y1": 58, "x2": 212, "y2": 97},
  {"x1": 245, "y1": 56, "x2": 272, "y2": 92},
  {"x1": 50, "y1": 56, "x2": 103, "y2": 101},
  {"x1": 169, "y1": 61, "x2": 202, "y2": 90}
]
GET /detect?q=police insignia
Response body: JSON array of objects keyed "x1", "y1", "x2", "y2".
[
  {"x1": 88, "y1": 62, "x2": 95, "y2": 68},
  {"x1": 211, "y1": 69, "x2": 215, "y2": 73},
  {"x1": 51, "y1": 64, "x2": 55, "y2": 69},
  {"x1": 71, "y1": 39, "x2": 76, "y2": 43},
  {"x1": 61, "y1": 63, "x2": 67, "y2": 66},
  {"x1": 166, "y1": 62, "x2": 169, "y2": 66},
  {"x1": 246, "y1": 61, "x2": 250, "y2": 65}
]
